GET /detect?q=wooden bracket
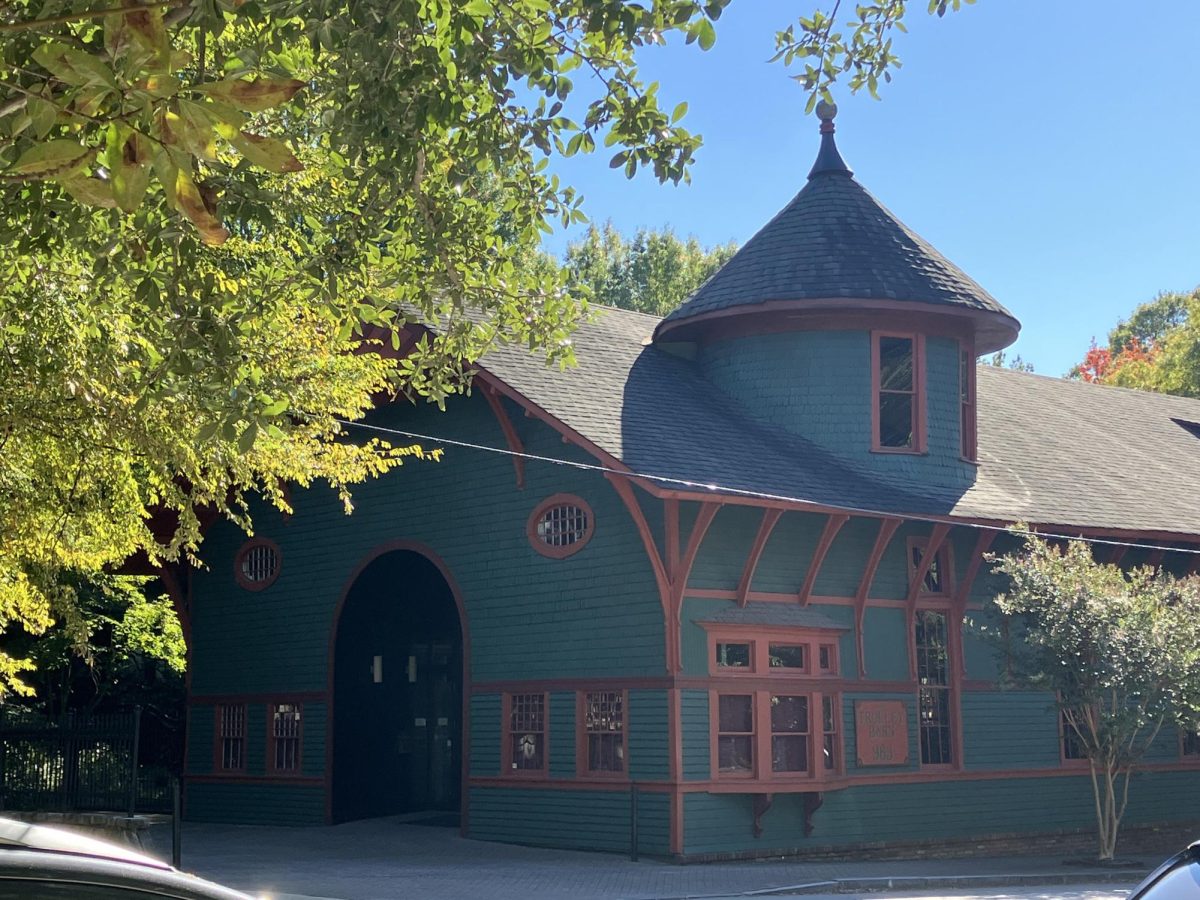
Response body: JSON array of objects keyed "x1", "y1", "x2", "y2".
[
  {"x1": 752, "y1": 792, "x2": 773, "y2": 838},
  {"x1": 797, "y1": 514, "x2": 849, "y2": 606},
  {"x1": 802, "y1": 792, "x2": 823, "y2": 837},
  {"x1": 855, "y1": 518, "x2": 900, "y2": 678},
  {"x1": 737, "y1": 508, "x2": 783, "y2": 607},
  {"x1": 482, "y1": 386, "x2": 526, "y2": 489}
]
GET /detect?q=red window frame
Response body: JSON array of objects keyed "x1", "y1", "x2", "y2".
[
  {"x1": 527, "y1": 494, "x2": 595, "y2": 559},
  {"x1": 234, "y1": 537, "x2": 282, "y2": 591},
  {"x1": 706, "y1": 627, "x2": 844, "y2": 677},
  {"x1": 502, "y1": 692, "x2": 548, "y2": 777},
  {"x1": 576, "y1": 690, "x2": 628, "y2": 779},
  {"x1": 908, "y1": 537, "x2": 954, "y2": 598},
  {"x1": 871, "y1": 331, "x2": 926, "y2": 454},
  {"x1": 268, "y1": 702, "x2": 303, "y2": 775},
  {"x1": 214, "y1": 704, "x2": 246, "y2": 774},
  {"x1": 709, "y1": 690, "x2": 841, "y2": 783},
  {"x1": 959, "y1": 340, "x2": 978, "y2": 461},
  {"x1": 914, "y1": 608, "x2": 954, "y2": 768}
]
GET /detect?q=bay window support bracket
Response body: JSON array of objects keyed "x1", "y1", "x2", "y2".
[
  {"x1": 803, "y1": 791, "x2": 823, "y2": 837},
  {"x1": 797, "y1": 513, "x2": 850, "y2": 606},
  {"x1": 752, "y1": 792, "x2": 773, "y2": 838}
]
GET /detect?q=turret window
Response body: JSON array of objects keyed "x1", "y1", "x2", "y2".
[
  {"x1": 872, "y1": 332, "x2": 925, "y2": 453},
  {"x1": 960, "y1": 344, "x2": 978, "y2": 461}
]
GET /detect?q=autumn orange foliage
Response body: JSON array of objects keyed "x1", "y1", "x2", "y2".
[{"x1": 1076, "y1": 338, "x2": 1158, "y2": 384}]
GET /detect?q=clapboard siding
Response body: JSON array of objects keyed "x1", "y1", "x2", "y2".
[
  {"x1": 549, "y1": 692, "x2": 576, "y2": 778},
  {"x1": 468, "y1": 787, "x2": 668, "y2": 855},
  {"x1": 962, "y1": 691, "x2": 1059, "y2": 770},
  {"x1": 681, "y1": 690, "x2": 710, "y2": 781},
  {"x1": 628, "y1": 690, "x2": 669, "y2": 782},
  {"x1": 470, "y1": 694, "x2": 501, "y2": 777},
  {"x1": 685, "y1": 769, "x2": 1200, "y2": 855},
  {"x1": 186, "y1": 782, "x2": 325, "y2": 825}
]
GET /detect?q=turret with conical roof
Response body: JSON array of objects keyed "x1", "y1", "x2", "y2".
[{"x1": 656, "y1": 105, "x2": 1020, "y2": 490}]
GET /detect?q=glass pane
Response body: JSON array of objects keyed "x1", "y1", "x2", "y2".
[
  {"x1": 512, "y1": 733, "x2": 544, "y2": 770},
  {"x1": 1184, "y1": 730, "x2": 1200, "y2": 756},
  {"x1": 923, "y1": 553, "x2": 944, "y2": 594},
  {"x1": 772, "y1": 734, "x2": 808, "y2": 772},
  {"x1": 879, "y1": 337, "x2": 914, "y2": 391},
  {"x1": 715, "y1": 642, "x2": 752, "y2": 669},
  {"x1": 768, "y1": 644, "x2": 805, "y2": 670},
  {"x1": 718, "y1": 735, "x2": 754, "y2": 773},
  {"x1": 718, "y1": 695, "x2": 753, "y2": 732},
  {"x1": 879, "y1": 393, "x2": 914, "y2": 448},
  {"x1": 960, "y1": 349, "x2": 970, "y2": 402},
  {"x1": 1134, "y1": 859, "x2": 1200, "y2": 898},
  {"x1": 771, "y1": 695, "x2": 808, "y2": 733},
  {"x1": 822, "y1": 696, "x2": 835, "y2": 733},
  {"x1": 588, "y1": 733, "x2": 624, "y2": 772},
  {"x1": 818, "y1": 645, "x2": 832, "y2": 671},
  {"x1": 823, "y1": 734, "x2": 836, "y2": 770}
]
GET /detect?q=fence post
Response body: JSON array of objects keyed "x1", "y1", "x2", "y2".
[
  {"x1": 171, "y1": 776, "x2": 182, "y2": 869},
  {"x1": 127, "y1": 706, "x2": 142, "y2": 818},
  {"x1": 629, "y1": 781, "x2": 639, "y2": 862}
]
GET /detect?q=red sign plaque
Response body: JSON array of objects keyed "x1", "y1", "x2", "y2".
[{"x1": 854, "y1": 700, "x2": 908, "y2": 766}]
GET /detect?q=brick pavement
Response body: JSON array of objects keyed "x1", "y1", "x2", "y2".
[{"x1": 142, "y1": 818, "x2": 1156, "y2": 900}]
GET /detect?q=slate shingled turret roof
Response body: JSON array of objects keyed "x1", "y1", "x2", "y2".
[
  {"x1": 481, "y1": 305, "x2": 1200, "y2": 538},
  {"x1": 654, "y1": 105, "x2": 1020, "y2": 352}
]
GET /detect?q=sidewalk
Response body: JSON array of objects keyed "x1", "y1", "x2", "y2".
[{"x1": 142, "y1": 818, "x2": 1154, "y2": 900}]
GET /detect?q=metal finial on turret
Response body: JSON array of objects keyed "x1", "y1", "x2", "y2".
[{"x1": 807, "y1": 100, "x2": 853, "y2": 179}]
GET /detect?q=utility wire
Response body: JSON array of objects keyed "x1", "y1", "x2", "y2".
[{"x1": 335, "y1": 418, "x2": 1200, "y2": 558}]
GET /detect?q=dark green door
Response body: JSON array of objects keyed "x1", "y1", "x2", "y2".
[{"x1": 332, "y1": 550, "x2": 462, "y2": 822}]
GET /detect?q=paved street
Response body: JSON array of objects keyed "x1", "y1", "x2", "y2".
[
  {"x1": 768, "y1": 891, "x2": 1128, "y2": 900},
  {"x1": 142, "y1": 817, "x2": 1148, "y2": 900}
]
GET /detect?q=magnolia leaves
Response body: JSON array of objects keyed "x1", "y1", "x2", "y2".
[{"x1": 2, "y1": 3, "x2": 308, "y2": 245}]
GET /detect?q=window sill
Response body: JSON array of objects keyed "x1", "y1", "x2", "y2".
[{"x1": 870, "y1": 447, "x2": 928, "y2": 457}]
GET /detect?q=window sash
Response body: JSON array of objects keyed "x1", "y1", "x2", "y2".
[
  {"x1": 271, "y1": 703, "x2": 302, "y2": 774},
  {"x1": 713, "y1": 691, "x2": 831, "y2": 781},
  {"x1": 874, "y1": 333, "x2": 922, "y2": 451},
  {"x1": 584, "y1": 691, "x2": 624, "y2": 773},
  {"x1": 217, "y1": 704, "x2": 246, "y2": 772},
  {"x1": 508, "y1": 693, "x2": 546, "y2": 773}
]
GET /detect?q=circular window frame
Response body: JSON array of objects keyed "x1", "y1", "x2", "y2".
[
  {"x1": 526, "y1": 494, "x2": 595, "y2": 559},
  {"x1": 234, "y1": 537, "x2": 282, "y2": 591}
]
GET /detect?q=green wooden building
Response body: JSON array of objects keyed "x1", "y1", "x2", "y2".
[{"x1": 170, "y1": 106, "x2": 1200, "y2": 857}]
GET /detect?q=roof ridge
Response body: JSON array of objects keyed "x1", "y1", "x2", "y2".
[
  {"x1": 978, "y1": 364, "x2": 1200, "y2": 407},
  {"x1": 590, "y1": 303, "x2": 664, "y2": 323}
]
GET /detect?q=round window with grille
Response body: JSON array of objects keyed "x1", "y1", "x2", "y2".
[
  {"x1": 235, "y1": 538, "x2": 281, "y2": 590},
  {"x1": 527, "y1": 495, "x2": 594, "y2": 559}
]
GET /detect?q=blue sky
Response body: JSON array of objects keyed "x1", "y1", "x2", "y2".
[{"x1": 542, "y1": 1, "x2": 1200, "y2": 377}]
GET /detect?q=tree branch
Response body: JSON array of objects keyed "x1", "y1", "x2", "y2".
[{"x1": 0, "y1": 1, "x2": 183, "y2": 34}]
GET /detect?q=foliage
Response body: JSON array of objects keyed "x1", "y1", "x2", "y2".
[
  {"x1": 562, "y1": 221, "x2": 736, "y2": 315},
  {"x1": 988, "y1": 529, "x2": 1200, "y2": 859},
  {"x1": 1070, "y1": 288, "x2": 1200, "y2": 395},
  {"x1": 772, "y1": 0, "x2": 972, "y2": 110},
  {"x1": 2, "y1": 573, "x2": 185, "y2": 718},
  {"x1": 0, "y1": 0, "x2": 733, "y2": 693},
  {"x1": 984, "y1": 350, "x2": 1033, "y2": 373}
]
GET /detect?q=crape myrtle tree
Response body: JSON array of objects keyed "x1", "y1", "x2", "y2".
[
  {"x1": 989, "y1": 530, "x2": 1200, "y2": 860},
  {"x1": 0, "y1": 0, "x2": 735, "y2": 693}
]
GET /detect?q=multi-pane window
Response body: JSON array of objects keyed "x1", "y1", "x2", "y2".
[
  {"x1": 770, "y1": 695, "x2": 809, "y2": 773},
  {"x1": 508, "y1": 693, "x2": 546, "y2": 772},
  {"x1": 1183, "y1": 729, "x2": 1200, "y2": 758},
  {"x1": 821, "y1": 696, "x2": 838, "y2": 770},
  {"x1": 270, "y1": 703, "x2": 302, "y2": 774},
  {"x1": 715, "y1": 642, "x2": 752, "y2": 669},
  {"x1": 584, "y1": 691, "x2": 624, "y2": 773},
  {"x1": 217, "y1": 704, "x2": 246, "y2": 772},
  {"x1": 235, "y1": 539, "x2": 280, "y2": 590},
  {"x1": 960, "y1": 346, "x2": 977, "y2": 460},
  {"x1": 875, "y1": 334, "x2": 919, "y2": 450},
  {"x1": 529, "y1": 495, "x2": 594, "y2": 558},
  {"x1": 818, "y1": 643, "x2": 836, "y2": 673},
  {"x1": 768, "y1": 644, "x2": 806, "y2": 671},
  {"x1": 717, "y1": 695, "x2": 754, "y2": 774},
  {"x1": 916, "y1": 610, "x2": 952, "y2": 765},
  {"x1": 1061, "y1": 709, "x2": 1088, "y2": 761},
  {"x1": 910, "y1": 541, "x2": 949, "y2": 596}
]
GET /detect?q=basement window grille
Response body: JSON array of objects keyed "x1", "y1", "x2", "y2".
[
  {"x1": 271, "y1": 703, "x2": 302, "y2": 774},
  {"x1": 217, "y1": 704, "x2": 246, "y2": 772}
]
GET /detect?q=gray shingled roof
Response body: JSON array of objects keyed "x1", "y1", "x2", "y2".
[
  {"x1": 696, "y1": 604, "x2": 845, "y2": 630},
  {"x1": 654, "y1": 167, "x2": 1019, "y2": 348},
  {"x1": 481, "y1": 306, "x2": 1200, "y2": 537}
]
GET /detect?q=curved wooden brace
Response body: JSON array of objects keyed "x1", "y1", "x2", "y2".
[
  {"x1": 1105, "y1": 543, "x2": 1128, "y2": 567},
  {"x1": 855, "y1": 518, "x2": 901, "y2": 679},
  {"x1": 664, "y1": 501, "x2": 720, "y2": 672},
  {"x1": 1146, "y1": 547, "x2": 1166, "y2": 571},
  {"x1": 482, "y1": 386, "x2": 526, "y2": 489},
  {"x1": 605, "y1": 474, "x2": 672, "y2": 671},
  {"x1": 797, "y1": 513, "x2": 849, "y2": 606},
  {"x1": 737, "y1": 508, "x2": 783, "y2": 608},
  {"x1": 905, "y1": 523, "x2": 951, "y2": 615},
  {"x1": 953, "y1": 529, "x2": 996, "y2": 680}
]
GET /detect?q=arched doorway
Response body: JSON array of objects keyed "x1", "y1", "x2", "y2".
[{"x1": 330, "y1": 546, "x2": 465, "y2": 824}]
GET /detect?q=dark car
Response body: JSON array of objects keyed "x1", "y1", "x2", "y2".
[
  {"x1": 0, "y1": 817, "x2": 254, "y2": 899},
  {"x1": 1128, "y1": 842, "x2": 1200, "y2": 899}
]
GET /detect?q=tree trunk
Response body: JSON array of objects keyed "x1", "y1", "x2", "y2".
[{"x1": 1089, "y1": 758, "x2": 1126, "y2": 860}]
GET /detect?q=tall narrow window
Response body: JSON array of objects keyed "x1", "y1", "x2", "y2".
[
  {"x1": 508, "y1": 693, "x2": 546, "y2": 773},
  {"x1": 910, "y1": 543, "x2": 948, "y2": 595},
  {"x1": 717, "y1": 695, "x2": 754, "y2": 775},
  {"x1": 270, "y1": 703, "x2": 302, "y2": 774},
  {"x1": 217, "y1": 704, "x2": 246, "y2": 772},
  {"x1": 1061, "y1": 708, "x2": 1088, "y2": 761},
  {"x1": 821, "y1": 695, "x2": 838, "y2": 771},
  {"x1": 1183, "y1": 729, "x2": 1200, "y2": 758},
  {"x1": 915, "y1": 610, "x2": 952, "y2": 765},
  {"x1": 874, "y1": 334, "x2": 921, "y2": 451},
  {"x1": 771, "y1": 695, "x2": 809, "y2": 773},
  {"x1": 584, "y1": 691, "x2": 624, "y2": 773},
  {"x1": 960, "y1": 345, "x2": 977, "y2": 460}
]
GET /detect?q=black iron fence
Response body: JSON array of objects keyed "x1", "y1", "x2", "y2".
[{"x1": 0, "y1": 706, "x2": 176, "y2": 814}]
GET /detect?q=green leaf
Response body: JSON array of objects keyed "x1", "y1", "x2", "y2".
[
  {"x1": 193, "y1": 77, "x2": 307, "y2": 112},
  {"x1": 8, "y1": 140, "x2": 92, "y2": 177},
  {"x1": 238, "y1": 422, "x2": 259, "y2": 453},
  {"x1": 671, "y1": 101, "x2": 688, "y2": 124},
  {"x1": 230, "y1": 132, "x2": 303, "y2": 173}
]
